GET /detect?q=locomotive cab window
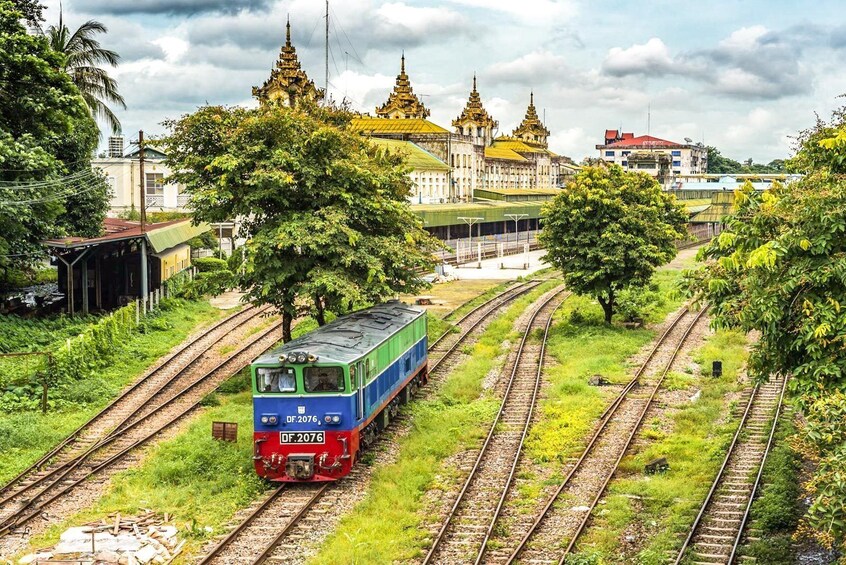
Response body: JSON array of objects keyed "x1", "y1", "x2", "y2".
[
  {"x1": 304, "y1": 366, "x2": 345, "y2": 392},
  {"x1": 257, "y1": 367, "x2": 296, "y2": 393}
]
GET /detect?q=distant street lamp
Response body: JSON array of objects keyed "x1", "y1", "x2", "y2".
[
  {"x1": 458, "y1": 216, "x2": 483, "y2": 267},
  {"x1": 505, "y1": 213, "x2": 528, "y2": 248}
]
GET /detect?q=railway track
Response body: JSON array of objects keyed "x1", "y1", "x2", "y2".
[
  {"x1": 0, "y1": 314, "x2": 283, "y2": 539},
  {"x1": 194, "y1": 281, "x2": 548, "y2": 564},
  {"x1": 503, "y1": 305, "x2": 707, "y2": 564},
  {"x1": 673, "y1": 375, "x2": 787, "y2": 565},
  {"x1": 423, "y1": 287, "x2": 569, "y2": 565},
  {"x1": 0, "y1": 304, "x2": 271, "y2": 500}
]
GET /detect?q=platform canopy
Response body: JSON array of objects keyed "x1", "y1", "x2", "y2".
[{"x1": 45, "y1": 218, "x2": 209, "y2": 252}]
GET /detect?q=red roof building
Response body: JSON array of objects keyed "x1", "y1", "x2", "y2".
[{"x1": 596, "y1": 129, "x2": 708, "y2": 184}]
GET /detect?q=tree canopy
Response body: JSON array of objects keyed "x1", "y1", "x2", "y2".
[
  {"x1": 706, "y1": 145, "x2": 785, "y2": 174},
  {"x1": 0, "y1": 0, "x2": 109, "y2": 280},
  {"x1": 685, "y1": 103, "x2": 846, "y2": 551},
  {"x1": 163, "y1": 102, "x2": 440, "y2": 340},
  {"x1": 539, "y1": 164, "x2": 688, "y2": 323}
]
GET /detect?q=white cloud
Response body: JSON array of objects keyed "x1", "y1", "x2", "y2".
[
  {"x1": 486, "y1": 50, "x2": 570, "y2": 83},
  {"x1": 602, "y1": 38, "x2": 676, "y2": 77},
  {"x1": 718, "y1": 25, "x2": 769, "y2": 50},
  {"x1": 447, "y1": 0, "x2": 576, "y2": 24}
]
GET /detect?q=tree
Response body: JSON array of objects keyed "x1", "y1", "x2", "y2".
[
  {"x1": 684, "y1": 104, "x2": 846, "y2": 552},
  {"x1": 163, "y1": 102, "x2": 440, "y2": 341},
  {"x1": 0, "y1": 1, "x2": 109, "y2": 279},
  {"x1": 706, "y1": 145, "x2": 744, "y2": 174},
  {"x1": 540, "y1": 165, "x2": 688, "y2": 323},
  {"x1": 47, "y1": 10, "x2": 126, "y2": 134},
  {"x1": 10, "y1": 0, "x2": 41, "y2": 27}
]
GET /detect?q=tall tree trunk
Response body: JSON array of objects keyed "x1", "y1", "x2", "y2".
[
  {"x1": 597, "y1": 289, "x2": 614, "y2": 324},
  {"x1": 282, "y1": 310, "x2": 293, "y2": 342},
  {"x1": 314, "y1": 295, "x2": 326, "y2": 326}
]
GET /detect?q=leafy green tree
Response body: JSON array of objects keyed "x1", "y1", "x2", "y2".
[
  {"x1": 10, "y1": 0, "x2": 41, "y2": 26},
  {"x1": 684, "y1": 104, "x2": 846, "y2": 552},
  {"x1": 0, "y1": 0, "x2": 109, "y2": 278},
  {"x1": 47, "y1": 10, "x2": 126, "y2": 134},
  {"x1": 163, "y1": 102, "x2": 439, "y2": 341},
  {"x1": 540, "y1": 165, "x2": 688, "y2": 323}
]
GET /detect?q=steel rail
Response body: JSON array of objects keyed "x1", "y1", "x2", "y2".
[
  {"x1": 559, "y1": 306, "x2": 708, "y2": 562},
  {"x1": 250, "y1": 484, "x2": 330, "y2": 565},
  {"x1": 505, "y1": 305, "x2": 702, "y2": 564},
  {"x1": 0, "y1": 319, "x2": 283, "y2": 537},
  {"x1": 0, "y1": 306, "x2": 274, "y2": 508},
  {"x1": 423, "y1": 288, "x2": 568, "y2": 564},
  {"x1": 474, "y1": 292, "x2": 569, "y2": 565},
  {"x1": 673, "y1": 375, "x2": 788, "y2": 565},
  {"x1": 0, "y1": 304, "x2": 267, "y2": 498},
  {"x1": 195, "y1": 282, "x2": 546, "y2": 565}
]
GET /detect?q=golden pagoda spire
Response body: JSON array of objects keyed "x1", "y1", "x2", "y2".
[
  {"x1": 375, "y1": 53, "x2": 430, "y2": 119},
  {"x1": 252, "y1": 16, "x2": 323, "y2": 107},
  {"x1": 453, "y1": 74, "x2": 497, "y2": 133},
  {"x1": 513, "y1": 91, "x2": 550, "y2": 147}
]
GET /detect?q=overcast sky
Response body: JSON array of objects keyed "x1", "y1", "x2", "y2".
[{"x1": 43, "y1": 0, "x2": 846, "y2": 163}]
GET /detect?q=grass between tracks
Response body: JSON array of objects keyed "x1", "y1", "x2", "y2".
[
  {"x1": 569, "y1": 328, "x2": 749, "y2": 564},
  {"x1": 0, "y1": 299, "x2": 227, "y2": 486},
  {"x1": 24, "y1": 318, "x2": 320, "y2": 561},
  {"x1": 308, "y1": 281, "x2": 560, "y2": 564}
]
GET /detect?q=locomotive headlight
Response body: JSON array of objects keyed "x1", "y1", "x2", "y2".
[
  {"x1": 286, "y1": 353, "x2": 297, "y2": 363},
  {"x1": 324, "y1": 413, "x2": 342, "y2": 425},
  {"x1": 307, "y1": 354, "x2": 317, "y2": 362},
  {"x1": 296, "y1": 352, "x2": 307, "y2": 363},
  {"x1": 261, "y1": 413, "x2": 279, "y2": 426}
]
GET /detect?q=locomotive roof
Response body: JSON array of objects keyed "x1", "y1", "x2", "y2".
[{"x1": 253, "y1": 301, "x2": 426, "y2": 366}]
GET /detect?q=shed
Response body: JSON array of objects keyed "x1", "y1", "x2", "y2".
[{"x1": 44, "y1": 218, "x2": 209, "y2": 314}]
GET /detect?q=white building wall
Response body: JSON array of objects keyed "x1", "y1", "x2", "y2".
[{"x1": 92, "y1": 157, "x2": 189, "y2": 214}]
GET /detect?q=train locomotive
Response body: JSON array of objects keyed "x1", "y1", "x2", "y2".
[{"x1": 251, "y1": 301, "x2": 428, "y2": 481}]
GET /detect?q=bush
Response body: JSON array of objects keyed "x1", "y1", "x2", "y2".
[
  {"x1": 227, "y1": 246, "x2": 245, "y2": 273},
  {"x1": 193, "y1": 257, "x2": 229, "y2": 273},
  {"x1": 616, "y1": 283, "x2": 665, "y2": 324},
  {"x1": 179, "y1": 270, "x2": 233, "y2": 300}
]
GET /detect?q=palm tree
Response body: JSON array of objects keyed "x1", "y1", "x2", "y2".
[{"x1": 47, "y1": 10, "x2": 126, "y2": 134}]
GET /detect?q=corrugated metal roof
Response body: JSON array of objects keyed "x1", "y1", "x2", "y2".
[
  {"x1": 412, "y1": 200, "x2": 544, "y2": 227},
  {"x1": 253, "y1": 301, "x2": 425, "y2": 365},
  {"x1": 351, "y1": 117, "x2": 449, "y2": 135},
  {"x1": 369, "y1": 138, "x2": 449, "y2": 171},
  {"x1": 690, "y1": 191, "x2": 736, "y2": 224},
  {"x1": 492, "y1": 138, "x2": 549, "y2": 154},
  {"x1": 44, "y1": 218, "x2": 210, "y2": 253},
  {"x1": 484, "y1": 146, "x2": 527, "y2": 161}
]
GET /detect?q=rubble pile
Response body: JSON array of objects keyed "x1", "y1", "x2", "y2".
[{"x1": 19, "y1": 512, "x2": 185, "y2": 565}]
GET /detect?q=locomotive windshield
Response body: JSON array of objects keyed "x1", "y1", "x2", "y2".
[
  {"x1": 257, "y1": 367, "x2": 296, "y2": 393},
  {"x1": 304, "y1": 366, "x2": 345, "y2": 392}
]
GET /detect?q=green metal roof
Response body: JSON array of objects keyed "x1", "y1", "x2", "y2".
[
  {"x1": 474, "y1": 188, "x2": 560, "y2": 202},
  {"x1": 369, "y1": 138, "x2": 449, "y2": 172},
  {"x1": 690, "y1": 191, "x2": 736, "y2": 224},
  {"x1": 146, "y1": 220, "x2": 211, "y2": 253},
  {"x1": 412, "y1": 200, "x2": 544, "y2": 228}
]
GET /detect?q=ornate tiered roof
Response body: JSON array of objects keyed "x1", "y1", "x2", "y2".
[
  {"x1": 452, "y1": 75, "x2": 497, "y2": 129},
  {"x1": 253, "y1": 18, "x2": 323, "y2": 106},
  {"x1": 375, "y1": 54, "x2": 430, "y2": 119},
  {"x1": 512, "y1": 92, "x2": 550, "y2": 146}
]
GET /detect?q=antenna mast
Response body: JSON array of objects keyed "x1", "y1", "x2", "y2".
[{"x1": 325, "y1": 0, "x2": 329, "y2": 104}]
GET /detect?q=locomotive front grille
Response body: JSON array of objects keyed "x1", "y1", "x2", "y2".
[{"x1": 285, "y1": 454, "x2": 315, "y2": 480}]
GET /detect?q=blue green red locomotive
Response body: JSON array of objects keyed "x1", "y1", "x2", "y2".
[{"x1": 251, "y1": 301, "x2": 428, "y2": 481}]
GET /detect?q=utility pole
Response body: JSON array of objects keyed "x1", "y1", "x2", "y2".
[
  {"x1": 505, "y1": 213, "x2": 528, "y2": 248},
  {"x1": 325, "y1": 0, "x2": 329, "y2": 104},
  {"x1": 458, "y1": 216, "x2": 483, "y2": 268},
  {"x1": 138, "y1": 130, "x2": 146, "y2": 231}
]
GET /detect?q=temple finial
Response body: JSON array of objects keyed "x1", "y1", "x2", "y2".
[
  {"x1": 530, "y1": 90, "x2": 534, "y2": 106},
  {"x1": 401, "y1": 51, "x2": 405, "y2": 74},
  {"x1": 286, "y1": 15, "x2": 291, "y2": 46},
  {"x1": 473, "y1": 73, "x2": 477, "y2": 92}
]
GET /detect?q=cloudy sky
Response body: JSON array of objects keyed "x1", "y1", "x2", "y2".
[{"x1": 41, "y1": 0, "x2": 846, "y2": 162}]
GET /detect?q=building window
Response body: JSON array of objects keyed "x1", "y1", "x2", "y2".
[
  {"x1": 636, "y1": 163, "x2": 655, "y2": 169},
  {"x1": 621, "y1": 161, "x2": 628, "y2": 167},
  {"x1": 671, "y1": 150, "x2": 681, "y2": 156},
  {"x1": 622, "y1": 151, "x2": 630, "y2": 156},
  {"x1": 672, "y1": 160, "x2": 681, "y2": 167},
  {"x1": 604, "y1": 150, "x2": 615, "y2": 157},
  {"x1": 145, "y1": 173, "x2": 164, "y2": 195}
]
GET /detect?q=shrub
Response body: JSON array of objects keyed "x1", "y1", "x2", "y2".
[
  {"x1": 616, "y1": 284, "x2": 666, "y2": 324},
  {"x1": 227, "y1": 246, "x2": 246, "y2": 273},
  {"x1": 193, "y1": 257, "x2": 228, "y2": 273},
  {"x1": 179, "y1": 270, "x2": 233, "y2": 300}
]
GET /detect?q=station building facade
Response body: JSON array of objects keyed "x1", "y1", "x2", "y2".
[{"x1": 596, "y1": 129, "x2": 708, "y2": 185}]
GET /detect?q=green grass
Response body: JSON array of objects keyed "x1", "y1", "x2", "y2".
[
  {"x1": 0, "y1": 300, "x2": 227, "y2": 485},
  {"x1": 570, "y1": 329, "x2": 749, "y2": 564},
  {"x1": 307, "y1": 282, "x2": 560, "y2": 564}
]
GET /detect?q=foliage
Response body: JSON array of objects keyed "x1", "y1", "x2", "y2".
[
  {"x1": 707, "y1": 145, "x2": 785, "y2": 174},
  {"x1": 685, "y1": 103, "x2": 846, "y2": 551},
  {"x1": 540, "y1": 165, "x2": 687, "y2": 323},
  {"x1": 178, "y1": 270, "x2": 233, "y2": 300},
  {"x1": 163, "y1": 102, "x2": 440, "y2": 340},
  {"x1": 47, "y1": 9, "x2": 125, "y2": 134},
  {"x1": 749, "y1": 416, "x2": 801, "y2": 535},
  {"x1": 227, "y1": 245, "x2": 246, "y2": 273},
  {"x1": 0, "y1": 265, "x2": 57, "y2": 291},
  {"x1": 0, "y1": 1, "x2": 109, "y2": 272},
  {"x1": 187, "y1": 230, "x2": 219, "y2": 251},
  {"x1": 10, "y1": 0, "x2": 42, "y2": 26},
  {"x1": 192, "y1": 257, "x2": 228, "y2": 273},
  {"x1": 615, "y1": 282, "x2": 666, "y2": 324}
]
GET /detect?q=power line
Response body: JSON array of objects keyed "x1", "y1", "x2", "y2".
[{"x1": 0, "y1": 170, "x2": 99, "y2": 189}]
